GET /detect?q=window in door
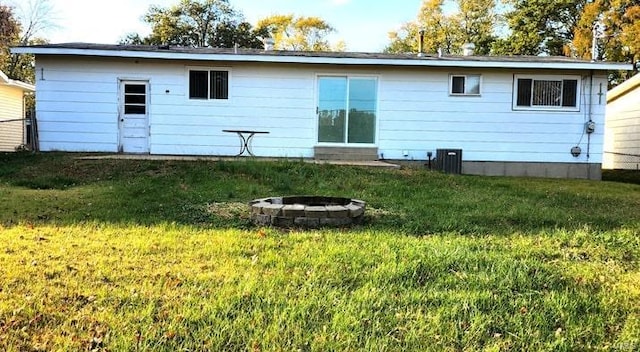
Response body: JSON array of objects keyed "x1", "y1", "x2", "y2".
[
  {"x1": 124, "y1": 84, "x2": 146, "y2": 114},
  {"x1": 317, "y1": 76, "x2": 377, "y2": 144}
]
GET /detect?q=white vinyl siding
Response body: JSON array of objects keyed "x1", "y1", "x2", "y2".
[
  {"x1": 34, "y1": 56, "x2": 607, "y2": 163},
  {"x1": 377, "y1": 70, "x2": 605, "y2": 163},
  {"x1": 0, "y1": 85, "x2": 25, "y2": 151},
  {"x1": 604, "y1": 77, "x2": 640, "y2": 169},
  {"x1": 35, "y1": 58, "x2": 314, "y2": 156}
]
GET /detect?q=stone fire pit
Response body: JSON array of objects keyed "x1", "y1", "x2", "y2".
[{"x1": 249, "y1": 196, "x2": 366, "y2": 227}]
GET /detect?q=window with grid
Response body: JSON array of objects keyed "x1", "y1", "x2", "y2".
[
  {"x1": 189, "y1": 69, "x2": 229, "y2": 100},
  {"x1": 123, "y1": 84, "x2": 146, "y2": 114},
  {"x1": 514, "y1": 75, "x2": 579, "y2": 110}
]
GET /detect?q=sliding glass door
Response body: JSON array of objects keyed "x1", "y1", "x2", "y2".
[{"x1": 317, "y1": 76, "x2": 377, "y2": 144}]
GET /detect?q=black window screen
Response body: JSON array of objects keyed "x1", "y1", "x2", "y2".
[
  {"x1": 210, "y1": 71, "x2": 229, "y2": 99},
  {"x1": 125, "y1": 85, "x2": 145, "y2": 94},
  {"x1": 451, "y1": 76, "x2": 465, "y2": 94},
  {"x1": 124, "y1": 105, "x2": 146, "y2": 114},
  {"x1": 516, "y1": 78, "x2": 533, "y2": 106},
  {"x1": 189, "y1": 70, "x2": 208, "y2": 99},
  {"x1": 562, "y1": 80, "x2": 578, "y2": 107}
]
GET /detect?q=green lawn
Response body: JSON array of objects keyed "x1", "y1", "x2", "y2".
[{"x1": 1, "y1": 153, "x2": 639, "y2": 351}]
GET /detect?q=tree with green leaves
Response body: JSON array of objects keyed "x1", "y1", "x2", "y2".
[
  {"x1": 454, "y1": 0, "x2": 497, "y2": 55},
  {"x1": 1, "y1": 0, "x2": 53, "y2": 83},
  {"x1": 573, "y1": 0, "x2": 640, "y2": 63},
  {"x1": 572, "y1": 0, "x2": 640, "y2": 84},
  {"x1": 493, "y1": 0, "x2": 587, "y2": 56},
  {"x1": 121, "y1": 0, "x2": 266, "y2": 48},
  {"x1": 255, "y1": 14, "x2": 336, "y2": 51},
  {"x1": 386, "y1": 0, "x2": 458, "y2": 54},
  {"x1": 0, "y1": 4, "x2": 21, "y2": 71},
  {"x1": 385, "y1": 0, "x2": 497, "y2": 55}
]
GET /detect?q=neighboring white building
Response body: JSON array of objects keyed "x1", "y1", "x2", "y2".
[
  {"x1": 13, "y1": 43, "x2": 631, "y2": 179},
  {"x1": 0, "y1": 70, "x2": 35, "y2": 151},
  {"x1": 604, "y1": 73, "x2": 640, "y2": 170}
]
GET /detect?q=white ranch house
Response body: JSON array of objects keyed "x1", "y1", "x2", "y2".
[
  {"x1": 604, "y1": 73, "x2": 640, "y2": 170},
  {"x1": 13, "y1": 43, "x2": 631, "y2": 179}
]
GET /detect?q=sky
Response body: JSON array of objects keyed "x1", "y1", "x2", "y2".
[{"x1": 9, "y1": 0, "x2": 425, "y2": 52}]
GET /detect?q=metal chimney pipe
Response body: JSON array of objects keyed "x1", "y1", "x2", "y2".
[
  {"x1": 462, "y1": 43, "x2": 475, "y2": 56},
  {"x1": 418, "y1": 29, "x2": 425, "y2": 57},
  {"x1": 591, "y1": 25, "x2": 598, "y2": 61},
  {"x1": 263, "y1": 37, "x2": 275, "y2": 51}
]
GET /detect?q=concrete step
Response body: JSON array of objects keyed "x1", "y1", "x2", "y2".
[{"x1": 314, "y1": 146, "x2": 379, "y2": 161}]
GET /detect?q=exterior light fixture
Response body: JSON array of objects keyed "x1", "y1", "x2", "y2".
[{"x1": 571, "y1": 146, "x2": 582, "y2": 157}]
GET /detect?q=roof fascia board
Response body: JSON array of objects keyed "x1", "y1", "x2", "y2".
[
  {"x1": 9, "y1": 81, "x2": 36, "y2": 92},
  {"x1": 0, "y1": 69, "x2": 35, "y2": 92},
  {"x1": 12, "y1": 46, "x2": 632, "y2": 71},
  {"x1": 607, "y1": 73, "x2": 640, "y2": 103}
]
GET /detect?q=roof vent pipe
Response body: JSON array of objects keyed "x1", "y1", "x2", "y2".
[
  {"x1": 263, "y1": 37, "x2": 275, "y2": 51},
  {"x1": 591, "y1": 25, "x2": 599, "y2": 61},
  {"x1": 417, "y1": 29, "x2": 425, "y2": 57},
  {"x1": 462, "y1": 43, "x2": 475, "y2": 56}
]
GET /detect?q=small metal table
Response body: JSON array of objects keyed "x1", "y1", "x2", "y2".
[{"x1": 222, "y1": 130, "x2": 269, "y2": 156}]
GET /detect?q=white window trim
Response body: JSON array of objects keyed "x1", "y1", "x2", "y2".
[
  {"x1": 314, "y1": 73, "x2": 380, "y2": 147},
  {"x1": 512, "y1": 74, "x2": 581, "y2": 112},
  {"x1": 118, "y1": 78, "x2": 151, "y2": 114},
  {"x1": 449, "y1": 74, "x2": 482, "y2": 96},
  {"x1": 185, "y1": 66, "x2": 232, "y2": 103}
]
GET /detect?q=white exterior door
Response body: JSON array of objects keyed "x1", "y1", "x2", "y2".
[{"x1": 119, "y1": 81, "x2": 149, "y2": 153}]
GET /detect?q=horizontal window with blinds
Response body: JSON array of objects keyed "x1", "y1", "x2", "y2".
[
  {"x1": 514, "y1": 75, "x2": 580, "y2": 111},
  {"x1": 188, "y1": 69, "x2": 230, "y2": 100}
]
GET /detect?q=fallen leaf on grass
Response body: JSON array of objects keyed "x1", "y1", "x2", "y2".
[{"x1": 555, "y1": 327, "x2": 563, "y2": 336}]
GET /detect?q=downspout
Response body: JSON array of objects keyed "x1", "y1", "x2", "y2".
[
  {"x1": 23, "y1": 91, "x2": 32, "y2": 152},
  {"x1": 587, "y1": 71, "x2": 593, "y2": 160},
  {"x1": 25, "y1": 90, "x2": 37, "y2": 152},
  {"x1": 22, "y1": 91, "x2": 26, "y2": 146},
  {"x1": 586, "y1": 70, "x2": 594, "y2": 179}
]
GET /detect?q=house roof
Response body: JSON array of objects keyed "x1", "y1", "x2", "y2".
[
  {"x1": 0, "y1": 70, "x2": 35, "y2": 92},
  {"x1": 12, "y1": 42, "x2": 633, "y2": 71},
  {"x1": 607, "y1": 73, "x2": 640, "y2": 103}
]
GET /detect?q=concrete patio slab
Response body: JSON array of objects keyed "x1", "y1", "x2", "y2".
[{"x1": 76, "y1": 154, "x2": 401, "y2": 168}]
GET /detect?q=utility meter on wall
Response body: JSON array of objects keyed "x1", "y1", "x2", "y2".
[{"x1": 586, "y1": 121, "x2": 596, "y2": 134}]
